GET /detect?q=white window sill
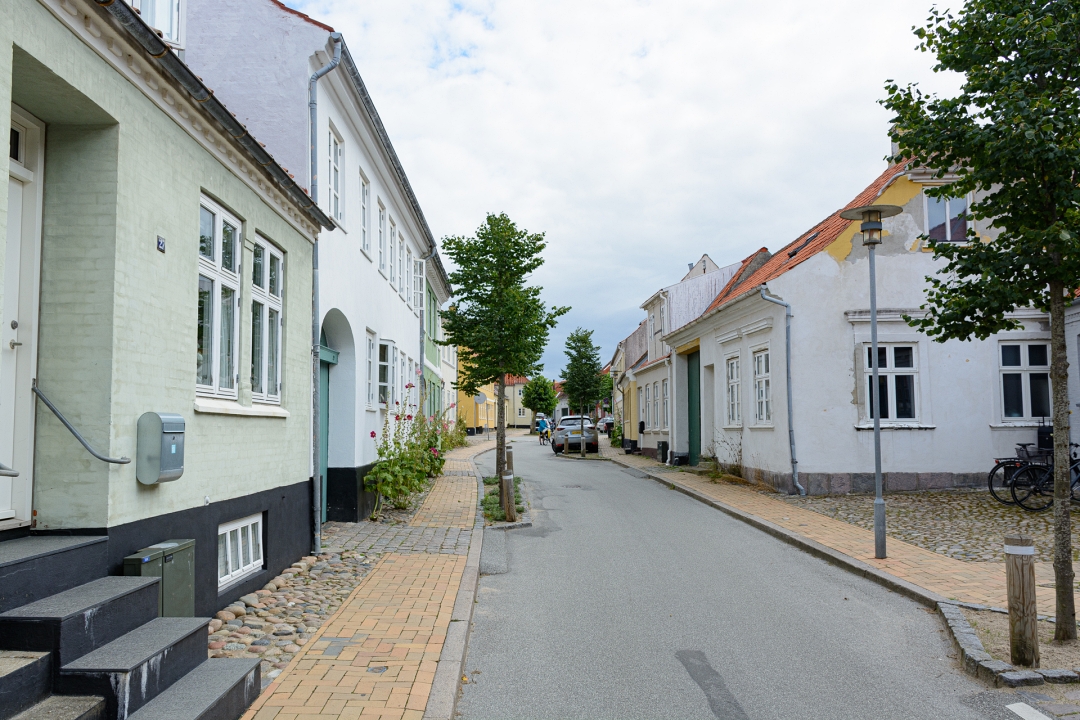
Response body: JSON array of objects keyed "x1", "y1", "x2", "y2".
[
  {"x1": 722, "y1": 424, "x2": 743, "y2": 430},
  {"x1": 218, "y1": 566, "x2": 264, "y2": 593},
  {"x1": 194, "y1": 397, "x2": 289, "y2": 418},
  {"x1": 748, "y1": 424, "x2": 774, "y2": 430},
  {"x1": 854, "y1": 423, "x2": 936, "y2": 431},
  {"x1": 360, "y1": 247, "x2": 373, "y2": 262},
  {"x1": 990, "y1": 422, "x2": 1046, "y2": 429}
]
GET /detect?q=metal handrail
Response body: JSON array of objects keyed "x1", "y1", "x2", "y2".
[{"x1": 31, "y1": 381, "x2": 130, "y2": 464}]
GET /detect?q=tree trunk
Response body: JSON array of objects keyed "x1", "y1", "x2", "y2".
[
  {"x1": 496, "y1": 374, "x2": 507, "y2": 508},
  {"x1": 1049, "y1": 280, "x2": 1076, "y2": 641}
]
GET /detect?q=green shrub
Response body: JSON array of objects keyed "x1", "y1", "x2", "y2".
[{"x1": 481, "y1": 477, "x2": 524, "y2": 522}]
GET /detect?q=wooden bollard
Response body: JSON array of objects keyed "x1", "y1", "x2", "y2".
[
  {"x1": 1005, "y1": 534, "x2": 1039, "y2": 667},
  {"x1": 502, "y1": 446, "x2": 517, "y2": 522}
]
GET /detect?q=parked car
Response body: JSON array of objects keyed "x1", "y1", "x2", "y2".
[
  {"x1": 552, "y1": 416, "x2": 598, "y2": 454},
  {"x1": 596, "y1": 416, "x2": 615, "y2": 433}
]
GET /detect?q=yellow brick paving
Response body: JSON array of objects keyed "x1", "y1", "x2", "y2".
[
  {"x1": 243, "y1": 442, "x2": 492, "y2": 720},
  {"x1": 605, "y1": 447, "x2": 1078, "y2": 616}
]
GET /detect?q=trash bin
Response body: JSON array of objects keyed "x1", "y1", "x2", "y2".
[
  {"x1": 123, "y1": 539, "x2": 195, "y2": 617},
  {"x1": 671, "y1": 452, "x2": 689, "y2": 467},
  {"x1": 657, "y1": 441, "x2": 669, "y2": 464},
  {"x1": 1038, "y1": 424, "x2": 1054, "y2": 451}
]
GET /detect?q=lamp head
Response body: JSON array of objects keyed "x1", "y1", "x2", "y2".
[{"x1": 839, "y1": 204, "x2": 903, "y2": 246}]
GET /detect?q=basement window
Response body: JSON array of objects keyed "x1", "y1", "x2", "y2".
[{"x1": 218, "y1": 513, "x2": 263, "y2": 589}]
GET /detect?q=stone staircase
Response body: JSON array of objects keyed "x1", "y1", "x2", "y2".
[{"x1": 0, "y1": 536, "x2": 260, "y2": 720}]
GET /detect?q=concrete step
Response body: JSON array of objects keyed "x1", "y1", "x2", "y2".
[
  {"x1": 0, "y1": 651, "x2": 51, "y2": 720},
  {"x1": 0, "y1": 537, "x2": 107, "y2": 614},
  {"x1": 0, "y1": 577, "x2": 160, "y2": 668},
  {"x1": 10, "y1": 696, "x2": 105, "y2": 720},
  {"x1": 56, "y1": 618, "x2": 208, "y2": 720},
  {"x1": 126, "y1": 659, "x2": 260, "y2": 720}
]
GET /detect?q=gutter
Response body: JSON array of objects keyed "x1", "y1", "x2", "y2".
[
  {"x1": 759, "y1": 288, "x2": 805, "y2": 495},
  {"x1": 308, "y1": 32, "x2": 343, "y2": 554},
  {"x1": 92, "y1": 0, "x2": 334, "y2": 232}
]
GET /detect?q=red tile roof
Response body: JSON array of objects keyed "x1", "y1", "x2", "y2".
[
  {"x1": 704, "y1": 162, "x2": 909, "y2": 315},
  {"x1": 269, "y1": 0, "x2": 335, "y2": 32},
  {"x1": 504, "y1": 375, "x2": 530, "y2": 385}
]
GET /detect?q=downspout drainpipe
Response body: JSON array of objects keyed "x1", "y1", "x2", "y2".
[
  {"x1": 759, "y1": 288, "x2": 804, "y2": 495},
  {"x1": 310, "y1": 33, "x2": 343, "y2": 555}
]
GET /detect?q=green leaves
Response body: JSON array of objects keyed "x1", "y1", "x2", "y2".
[
  {"x1": 521, "y1": 375, "x2": 558, "y2": 418},
  {"x1": 438, "y1": 213, "x2": 570, "y2": 395},
  {"x1": 882, "y1": 0, "x2": 1080, "y2": 342},
  {"x1": 560, "y1": 328, "x2": 604, "y2": 413}
]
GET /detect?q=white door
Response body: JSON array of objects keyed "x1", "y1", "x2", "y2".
[{"x1": 1, "y1": 106, "x2": 44, "y2": 527}]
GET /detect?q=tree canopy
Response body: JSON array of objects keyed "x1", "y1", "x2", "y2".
[
  {"x1": 883, "y1": 0, "x2": 1080, "y2": 638},
  {"x1": 560, "y1": 328, "x2": 604, "y2": 416},
  {"x1": 522, "y1": 375, "x2": 557, "y2": 420}
]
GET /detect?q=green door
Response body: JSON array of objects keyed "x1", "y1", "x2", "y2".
[
  {"x1": 318, "y1": 331, "x2": 338, "y2": 523},
  {"x1": 687, "y1": 351, "x2": 701, "y2": 466}
]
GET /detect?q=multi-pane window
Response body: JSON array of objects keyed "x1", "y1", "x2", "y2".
[
  {"x1": 518, "y1": 407, "x2": 525, "y2": 417},
  {"x1": 406, "y1": 248, "x2": 414, "y2": 304},
  {"x1": 413, "y1": 259, "x2": 424, "y2": 309},
  {"x1": 328, "y1": 130, "x2": 342, "y2": 222},
  {"x1": 865, "y1": 345, "x2": 918, "y2": 421},
  {"x1": 217, "y1": 513, "x2": 262, "y2": 588},
  {"x1": 1000, "y1": 343, "x2": 1051, "y2": 420},
  {"x1": 378, "y1": 203, "x2": 386, "y2": 272},
  {"x1": 925, "y1": 192, "x2": 968, "y2": 242},
  {"x1": 360, "y1": 173, "x2": 370, "y2": 253},
  {"x1": 662, "y1": 379, "x2": 669, "y2": 428},
  {"x1": 753, "y1": 349, "x2": 771, "y2": 423},
  {"x1": 653, "y1": 382, "x2": 659, "y2": 428},
  {"x1": 197, "y1": 197, "x2": 240, "y2": 398},
  {"x1": 251, "y1": 239, "x2": 283, "y2": 403},
  {"x1": 726, "y1": 356, "x2": 741, "y2": 426},
  {"x1": 638, "y1": 388, "x2": 643, "y2": 425},
  {"x1": 366, "y1": 332, "x2": 376, "y2": 407},
  {"x1": 378, "y1": 341, "x2": 394, "y2": 405},
  {"x1": 140, "y1": 0, "x2": 182, "y2": 46},
  {"x1": 398, "y1": 235, "x2": 406, "y2": 298},
  {"x1": 389, "y1": 220, "x2": 397, "y2": 286},
  {"x1": 644, "y1": 385, "x2": 651, "y2": 429}
]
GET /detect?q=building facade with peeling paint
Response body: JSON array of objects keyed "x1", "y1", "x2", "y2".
[{"x1": 665, "y1": 161, "x2": 1050, "y2": 494}]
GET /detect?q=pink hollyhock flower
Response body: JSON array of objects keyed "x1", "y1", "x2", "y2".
[
  {"x1": 431, "y1": 448, "x2": 439, "y2": 456},
  {"x1": 370, "y1": 431, "x2": 376, "y2": 438},
  {"x1": 407, "y1": 415, "x2": 413, "y2": 421},
  {"x1": 395, "y1": 415, "x2": 400, "y2": 421}
]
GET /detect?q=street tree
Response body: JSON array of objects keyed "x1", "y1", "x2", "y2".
[
  {"x1": 883, "y1": 0, "x2": 1080, "y2": 638},
  {"x1": 521, "y1": 375, "x2": 557, "y2": 430},
  {"x1": 440, "y1": 213, "x2": 569, "y2": 505},
  {"x1": 560, "y1": 328, "x2": 604, "y2": 457}
]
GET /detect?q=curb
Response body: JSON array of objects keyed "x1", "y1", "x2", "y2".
[
  {"x1": 608, "y1": 455, "x2": 947, "y2": 609},
  {"x1": 423, "y1": 448, "x2": 487, "y2": 720}
]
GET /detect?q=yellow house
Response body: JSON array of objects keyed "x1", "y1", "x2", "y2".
[{"x1": 456, "y1": 359, "x2": 497, "y2": 430}]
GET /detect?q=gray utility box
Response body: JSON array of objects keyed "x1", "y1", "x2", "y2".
[
  {"x1": 123, "y1": 539, "x2": 195, "y2": 617},
  {"x1": 137, "y1": 412, "x2": 185, "y2": 484}
]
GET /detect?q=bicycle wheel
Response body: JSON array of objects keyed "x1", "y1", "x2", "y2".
[
  {"x1": 1011, "y1": 465, "x2": 1054, "y2": 512},
  {"x1": 988, "y1": 461, "x2": 1019, "y2": 504}
]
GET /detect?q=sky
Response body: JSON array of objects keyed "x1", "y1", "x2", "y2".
[{"x1": 289, "y1": 0, "x2": 963, "y2": 378}]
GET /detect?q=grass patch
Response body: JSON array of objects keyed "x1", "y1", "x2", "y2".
[{"x1": 482, "y1": 477, "x2": 525, "y2": 522}]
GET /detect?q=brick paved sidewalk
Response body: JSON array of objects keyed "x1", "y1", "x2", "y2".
[
  {"x1": 605, "y1": 447, "x2": 1079, "y2": 616},
  {"x1": 244, "y1": 448, "x2": 486, "y2": 720}
]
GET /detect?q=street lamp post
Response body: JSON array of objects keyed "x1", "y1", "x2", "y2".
[{"x1": 840, "y1": 204, "x2": 902, "y2": 560}]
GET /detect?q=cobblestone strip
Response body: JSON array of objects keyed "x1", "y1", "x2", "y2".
[
  {"x1": 244, "y1": 552, "x2": 466, "y2": 720},
  {"x1": 606, "y1": 451, "x2": 1077, "y2": 615}
]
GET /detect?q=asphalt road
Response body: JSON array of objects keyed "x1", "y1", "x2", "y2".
[{"x1": 456, "y1": 439, "x2": 1024, "y2": 720}]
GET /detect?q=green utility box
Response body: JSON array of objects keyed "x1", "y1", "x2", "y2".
[{"x1": 123, "y1": 539, "x2": 195, "y2": 617}]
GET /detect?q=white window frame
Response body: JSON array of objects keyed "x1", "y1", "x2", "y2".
[
  {"x1": 366, "y1": 331, "x2": 376, "y2": 408},
  {"x1": 389, "y1": 219, "x2": 397, "y2": 286},
  {"x1": 638, "y1": 388, "x2": 643, "y2": 425},
  {"x1": 725, "y1": 355, "x2": 741, "y2": 427},
  {"x1": 133, "y1": 0, "x2": 184, "y2": 49},
  {"x1": 406, "y1": 247, "x2": 414, "y2": 306},
  {"x1": 378, "y1": 340, "x2": 395, "y2": 407},
  {"x1": 863, "y1": 344, "x2": 920, "y2": 423},
  {"x1": 398, "y1": 234, "x2": 406, "y2": 299},
  {"x1": 378, "y1": 203, "x2": 386, "y2": 274},
  {"x1": 197, "y1": 196, "x2": 241, "y2": 399},
  {"x1": 250, "y1": 238, "x2": 284, "y2": 404},
  {"x1": 662, "y1": 379, "x2": 669, "y2": 429},
  {"x1": 413, "y1": 259, "x2": 424, "y2": 310},
  {"x1": 217, "y1": 513, "x2": 263, "y2": 589},
  {"x1": 328, "y1": 128, "x2": 342, "y2": 223},
  {"x1": 923, "y1": 189, "x2": 970, "y2": 243},
  {"x1": 752, "y1": 348, "x2": 771, "y2": 425},
  {"x1": 999, "y1": 341, "x2": 1052, "y2": 422},
  {"x1": 360, "y1": 172, "x2": 370, "y2": 255},
  {"x1": 399, "y1": 353, "x2": 407, "y2": 408}
]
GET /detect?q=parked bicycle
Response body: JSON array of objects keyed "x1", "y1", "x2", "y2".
[
  {"x1": 1007, "y1": 443, "x2": 1080, "y2": 512},
  {"x1": 988, "y1": 443, "x2": 1047, "y2": 505}
]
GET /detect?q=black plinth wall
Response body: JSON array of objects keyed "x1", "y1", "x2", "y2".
[{"x1": 326, "y1": 465, "x2": 378, "y2": 522}]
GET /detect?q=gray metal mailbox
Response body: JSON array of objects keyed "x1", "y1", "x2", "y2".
[{"x1": 137, "y1": 412, "x2": 185, "y2": 485}]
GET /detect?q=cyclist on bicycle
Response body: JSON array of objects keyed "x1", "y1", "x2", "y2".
[{"x1": 537, "y1": 416, "x2": 549, "y2": 445}]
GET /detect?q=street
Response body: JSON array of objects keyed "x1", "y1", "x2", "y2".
[{"x1": 458, "y1": 440, "x2": 1019, "y2": 720}]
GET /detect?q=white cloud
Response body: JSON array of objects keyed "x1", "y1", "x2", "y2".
[{"x1": 290, "y1": 0, "x2": 962, "y2": 376}]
